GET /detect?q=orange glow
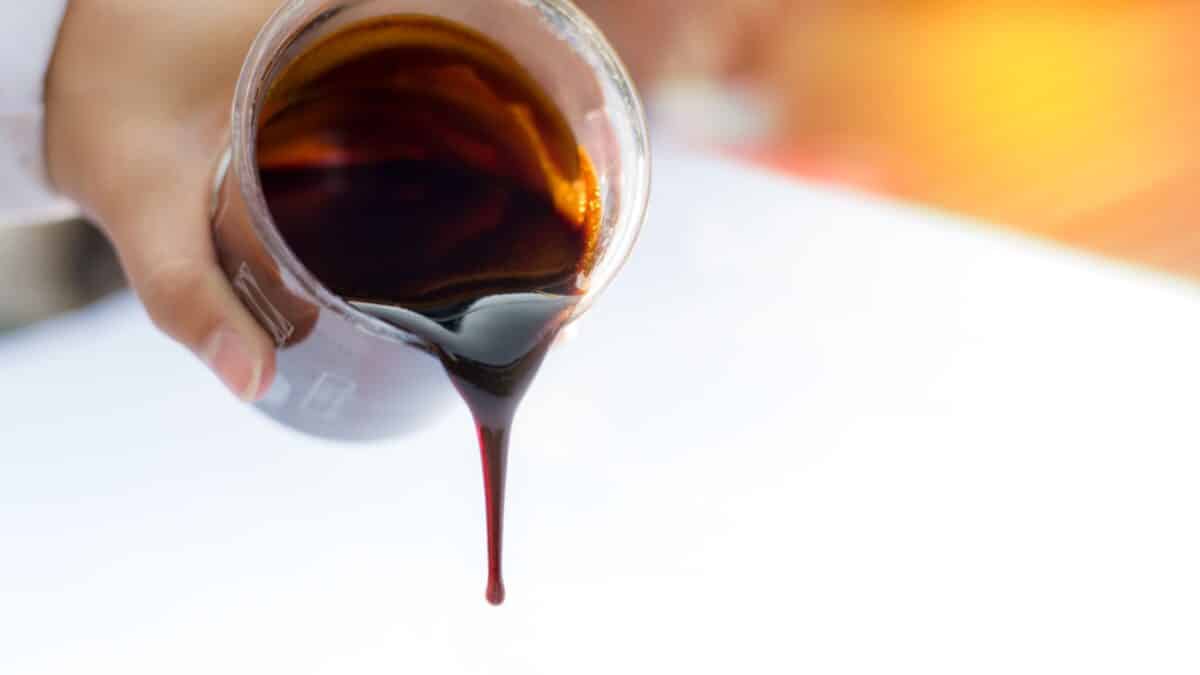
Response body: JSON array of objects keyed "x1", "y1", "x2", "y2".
[{"x1": 732, "y1": 4, "x2": 1200, "y2": 277}]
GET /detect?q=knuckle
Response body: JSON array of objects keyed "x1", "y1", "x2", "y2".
[{"x1": 135, "y1": 259, "x2": 215, "y2": 342}]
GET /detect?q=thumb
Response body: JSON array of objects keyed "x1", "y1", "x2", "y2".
[{"x1": 105, "y1": 187, "x2": 277, "y2": 402}]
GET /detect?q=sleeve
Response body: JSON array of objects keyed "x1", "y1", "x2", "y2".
[{"x1": 0, "y1": 0, "x2": 78, "y2": 228}]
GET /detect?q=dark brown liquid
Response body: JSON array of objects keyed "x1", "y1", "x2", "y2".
[{"x1": 257, "y1": 15, "x2": 601, "y2": 605}]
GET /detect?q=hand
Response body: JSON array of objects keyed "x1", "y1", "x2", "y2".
[{"x1": 45, "y1": 0, "x2": 283, "y2": 401}]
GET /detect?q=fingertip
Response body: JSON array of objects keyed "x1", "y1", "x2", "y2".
[
  {"x1": 200, "y1": 327, "x2": 268, "y2": 403},
  {"x1": 250, "y1": 349, "x2": 278, "y2": 403}
]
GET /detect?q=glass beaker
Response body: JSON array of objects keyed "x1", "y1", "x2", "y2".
[{"x1": 210, "y1": 0, "x2": 650, "y2": 440}]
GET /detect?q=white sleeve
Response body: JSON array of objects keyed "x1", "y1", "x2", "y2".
[{"x1": 0, "y1": 0, "x2": 77, "y2": 228}]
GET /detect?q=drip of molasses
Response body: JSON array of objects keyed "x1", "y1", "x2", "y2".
[{"x1": 257, "y1": 15, "x2": 600, "y2": 605}]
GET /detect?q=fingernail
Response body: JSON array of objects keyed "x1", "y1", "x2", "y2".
[{"x1": 200, "y1": 328, "x2": 262, "y2": 402}]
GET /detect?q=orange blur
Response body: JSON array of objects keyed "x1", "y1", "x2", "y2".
[{"x1": 701, "y1": 3, "x2": 1200, "y2": 278}]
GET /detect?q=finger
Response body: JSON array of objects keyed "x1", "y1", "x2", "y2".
[{"x1": 105, "y1": 179, "x2": 277, "y2": 402}]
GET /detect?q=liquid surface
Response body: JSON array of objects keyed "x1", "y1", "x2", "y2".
[{"x1": 257, "y1": 15, "x2": 601, "y2": 605}]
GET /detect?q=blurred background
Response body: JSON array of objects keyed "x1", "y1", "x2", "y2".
[{"x1": 5, "y1": 1, "x2": 1199, "y2": 329}]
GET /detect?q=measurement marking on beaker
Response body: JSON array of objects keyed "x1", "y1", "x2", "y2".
[
  {"x1": 234, "y1": 263, "x2": 295, "y2": 347},
  {"x1": 301, "y1": 372, "x2": 357, "y2": 419}
]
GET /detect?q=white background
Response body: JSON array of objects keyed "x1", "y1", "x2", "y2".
[{"x1": 3, "y1": 151, "x2": 1199, "y2": 674}]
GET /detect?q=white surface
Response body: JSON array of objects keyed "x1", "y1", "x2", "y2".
[{"x1": 3, "y1": 150, "x2": 1200, "y2": 674}]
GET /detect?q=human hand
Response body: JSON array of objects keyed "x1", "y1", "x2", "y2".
[{"x1": 45, "y1": 0, "x2": 284, "y2": 401}]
